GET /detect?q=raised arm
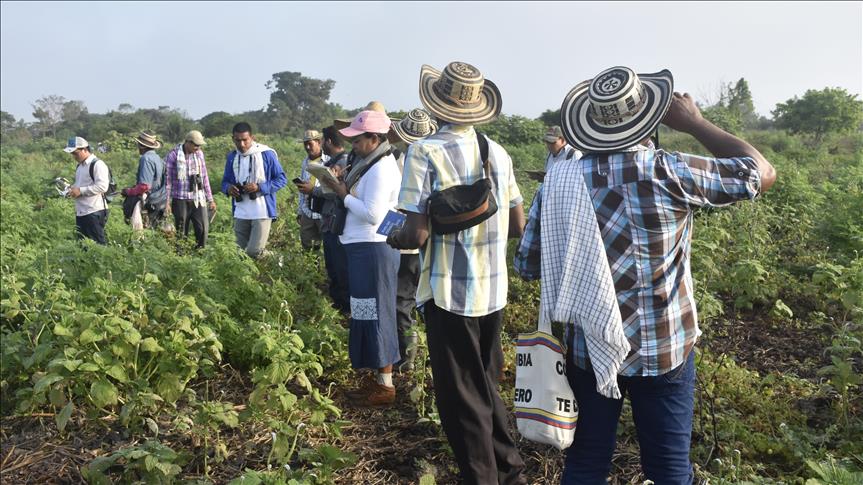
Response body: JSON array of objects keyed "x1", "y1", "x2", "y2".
[{"x1": 662, "y1": 92, "x2": 776, "y2": 192}]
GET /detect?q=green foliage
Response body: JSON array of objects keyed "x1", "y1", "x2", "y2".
[
  {"x1": 805, "y1": 456, "x2": 863, "y2": 485},
  {"x1": 0, "y1": 133, "x2": 350, "y2": 481},
  {"x1": 200, "y1": 111, "x2": 242, "y2": 138},
  {"x1": 81, "y1": 440, "x2": 187, "y2": 485},
  {"x1": 773, "y1": 88, "x2": 863, "y2": 140},
  {"x1": 264, "y1": 71, "x2": 346, "y2": 136},
  {"x1": 701, "y1": 78, "x2": 765, "y2": 134},
  {"x1": 481, "y1": 115, "x2": 545, "y2": 146},
  {"x1": 537, "y1": 108, "x2": 561, "y2": 127}
]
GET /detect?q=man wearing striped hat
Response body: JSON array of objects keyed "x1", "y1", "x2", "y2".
[
  {"x1": 121, "y1": 131, "x2": 166, "y2": 230},
  {"x1": 387, "y1": 109, "x2": 437, "y2": 372},
  {"x1": 514, "y1": 66, "x2": 776, "y2": 485},
  {"x1": 388, "y1": 61, "x2": 527, "y2": 485}
]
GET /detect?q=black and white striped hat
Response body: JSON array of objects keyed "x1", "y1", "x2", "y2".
[
  {"x1": 561, "y1": 67, "x2": 673, "y2": 153},
  {"x1": 389, "y1": 108, "x2": 438, "y2": 144}
]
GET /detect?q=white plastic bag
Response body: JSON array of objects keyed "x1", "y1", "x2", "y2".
[{"x1": 513, "y1": 321, "x2": 577, "y2": 450}]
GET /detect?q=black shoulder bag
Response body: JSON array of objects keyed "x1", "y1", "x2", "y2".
[{"x1": 427, "y1": 133, "x2": 498, "y2": 235}]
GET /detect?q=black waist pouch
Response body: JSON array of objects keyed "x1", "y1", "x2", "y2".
[
  {"x1": 427, "y1": 178, "x2": 497, "y2": 235},
  {"x1": 427, "y1": 132, "x2": 497, "y2": 235}
]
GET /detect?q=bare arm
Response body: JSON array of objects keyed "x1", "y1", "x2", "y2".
[
  {"x1": 663, "y1": 92, "x2": 776, "y2": 192},
  {"x1": 509, "y1": 203, "x2": 525, "y2": 238},
  {"x1": 387, "y1": 211, "x2": 429, "y2": 250}
]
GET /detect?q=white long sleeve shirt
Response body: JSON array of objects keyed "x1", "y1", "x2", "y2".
[
  {"x1": 73, "y1": 154, "x2": 109, "y2": 216},
  {"x1": 339, "y1": 154, "x2": 400, "y2": 245}
]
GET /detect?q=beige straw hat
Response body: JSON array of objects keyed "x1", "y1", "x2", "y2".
[{"x1": 418, "y1": 61, "x2": 501, "y2": 125}]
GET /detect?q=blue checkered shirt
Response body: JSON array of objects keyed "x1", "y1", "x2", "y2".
[{"x1": 514, "y1": 146, "x2": 762, "y2": 376}]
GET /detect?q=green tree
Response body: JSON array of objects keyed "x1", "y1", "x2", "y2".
[
  {"x1": 31, "y1": 94, "x2": 67, "y2": 137},
  {"x1": 772, "y1": 87, "x2": 863, "y2": 141},
  {"x1": 264, "y1": 71, "x2": 342, "y2": 135},
  {"x1": 1, "y1": 110, "x2": 17, "y2": 134},
  {"x1": 199, "y1": 111, "x2": 238, "y2": 137},
  {"x1": 538, "y1": 108, "x2": 561, "y2": 127},
  {"x1": 699, "y1": 78, "x2": 773, "y2": 133},
  {"x1": 58, "y1": 100, "x2": 88, "y2": 138},
  {"x1": 0, "y1": 110, "x2": 31, "y2": 144}
]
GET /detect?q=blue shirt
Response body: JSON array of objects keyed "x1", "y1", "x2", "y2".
[
  {"x1": 221, "y1": 149, "x2": 287, "y2": 219},
  {"x1": 514, "y1": 146, "x2": 761, "y2": 376},
  {"x1": 137, "y1": 149, "x2": 166, "y2": 204}
]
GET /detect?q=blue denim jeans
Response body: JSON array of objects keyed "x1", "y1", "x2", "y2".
[{"x1": 561, "y1": 350, "x2": 696, "y2": 485}]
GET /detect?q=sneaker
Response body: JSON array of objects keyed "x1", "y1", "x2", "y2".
[{"x1": 359, "y1": 382, "x2": 396, "y2": 407}]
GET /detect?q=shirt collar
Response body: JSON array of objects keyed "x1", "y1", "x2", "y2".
[
  {"x1": 438, "y1": 123, "x2": 474, "y2": 135},
  {"x1": 79, "y1": 154, "x2": 96, "y2": 166}
]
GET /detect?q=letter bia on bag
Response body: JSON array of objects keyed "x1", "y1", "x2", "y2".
[{"x1": 513, "y1": 328, "x2": 577, "y2": 450}]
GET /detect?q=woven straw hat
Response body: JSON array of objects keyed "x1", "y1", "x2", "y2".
[
  {"x1": 334, "y1": 101, "x2": 387, "y2": 130},
  {"x1": 389, "y1": 108, "x2": 438, "y2": 144},
  {"x1": 419, "y1": 61, "x2": 501, "y2": 125},
  {"x1": 560, "y1": 66, "x2": 673, "y2": 153},
  {"x1": 132, "y1": 131, "x2": 162, "y2": 149}
]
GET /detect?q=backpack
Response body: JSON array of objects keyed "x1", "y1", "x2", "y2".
[{"x1": 88, "y1": 158, "x2": 118, "y2": 204}]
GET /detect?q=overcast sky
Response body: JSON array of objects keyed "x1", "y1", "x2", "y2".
[{"x1": 2, "y1": 1, "x2": 861, "y2": 122}]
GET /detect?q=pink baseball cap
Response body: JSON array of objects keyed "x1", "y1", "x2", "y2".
[{"x1": 339, "y1": 110, "x2": 392, "y2": 138}]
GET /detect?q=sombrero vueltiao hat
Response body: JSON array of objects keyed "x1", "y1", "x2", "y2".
[
  {"x1": 560, "y1": 66, "x2": 673, "y2": 153},
  {"x1": 388, "y1": 108, "x2": 438, "y2": 144},
  {"x1": 419, "y1": 61, "x2": 501, "y2": 125},
  {"x1": 132, "y1": 131, "x2": 162, "y2": 150}
]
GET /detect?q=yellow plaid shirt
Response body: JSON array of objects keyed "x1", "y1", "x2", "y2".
[{"x1": 398, "y1": 124, "x2": 523, "y2": 317}]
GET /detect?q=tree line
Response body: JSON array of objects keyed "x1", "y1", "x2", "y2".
[{"x1": 2, "y1": 72, "x2": 861, "y2": 147}]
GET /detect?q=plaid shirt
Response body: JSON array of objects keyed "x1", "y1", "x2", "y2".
[
  {"x1": 297, "y1": 154, "x2": 328, "y2": 219},
  {"x1": 164, "y1": 145, "x2": 214, "y2": 202},
  {"x1": 514, "y1": 146, "x2": 762, "y2": 376},
  {"x1": 398, "y1": 124, "x2": 523, "y2": 317}
]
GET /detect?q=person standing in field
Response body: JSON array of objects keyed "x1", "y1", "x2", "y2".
[
  {"x1": 386, "y1": 108, "x2": 437, "y2": 372},
  {"x1": 294, "y1": 129, "x2": 327, "y2": 251},
  {"x1": 387, "y1": 61, "x2": 528, "y2": 485},
  {"x1": 222, "y1": 122, "x2": 287, "y2": 259},
  {"x1": 514, "y1": 66, "x2": 776, "y2": 485},
  {"x1": 321, "y1": 110, "x2": 402, "y2": 407},
  {"x1": 64, "y1": 136, "x2": 110, "y2": 245},
  {"x1": 121, "y1": 131, "x2": 167, "y2": 231},
  {"x1": 164, "y1": 130, "x2": 216, "y2": 248},
  {"x1": 313, "y1": 125, "x2": 351, "y2": 314}
]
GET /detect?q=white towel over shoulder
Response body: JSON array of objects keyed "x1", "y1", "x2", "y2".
[{"x1": 539, "y1": 162, "x2": 630, "y2": 399}]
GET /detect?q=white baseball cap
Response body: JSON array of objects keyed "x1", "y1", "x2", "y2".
[{"x1": 63, "y1": 136, "x2": 89, "y2": 153}]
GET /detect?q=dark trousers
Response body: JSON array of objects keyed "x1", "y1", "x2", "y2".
[
  {"x1": 562, "y1": 350, "x2": 696, "y2": 485},
  {"x1": 172, "y1": 199, "x2": 208, "y2": 248},
  {"x1": 396, "y1": 253, "x2": 420, "y2": 362},
  {"x1": 322, "y1": 231, "x2": 350, "y2": 313},
  {"x1": 424, "y1": 300, "x2": 526, "y2": 485},
  {"x1": 75, "y1": 209, "x2": 108, "y2": 245}
]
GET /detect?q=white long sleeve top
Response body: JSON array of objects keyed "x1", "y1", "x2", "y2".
[
  {"x1": 73, "y1": 154, "x2": 109, "y2": 216},
  {"x1": 339, "y1": 153, "x2": 400, "y2": 245}
]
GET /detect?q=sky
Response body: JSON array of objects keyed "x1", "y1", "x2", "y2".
[{"x1": 2, "y1": 1, "x2": 861, "y2": 122}]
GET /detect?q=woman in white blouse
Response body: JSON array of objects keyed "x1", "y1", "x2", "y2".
[{"x1": 323, "y1": 110, "x2": 402, "y2": 407}]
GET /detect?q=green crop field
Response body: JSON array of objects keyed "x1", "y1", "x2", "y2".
[{"x1": 1, "y1": 114, "x2": 861, "y2": 483}]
